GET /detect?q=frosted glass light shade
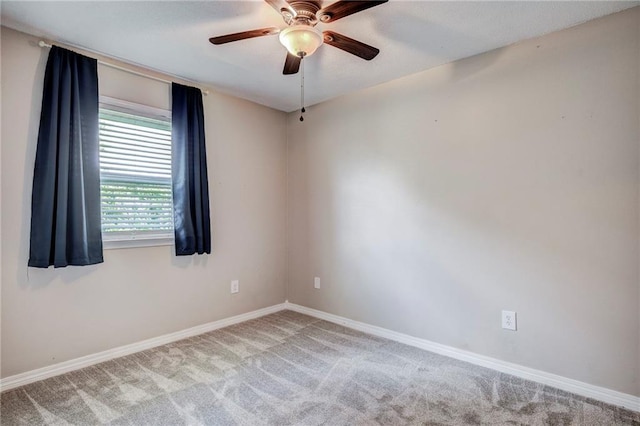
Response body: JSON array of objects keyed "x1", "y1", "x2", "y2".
[{"x1": 279, "y1": 25, "x2": 323, "y2": 57}]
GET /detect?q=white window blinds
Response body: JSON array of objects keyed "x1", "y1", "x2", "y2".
[{"x1": 98, "y1": 101, "x2": 173, "y2": 242}]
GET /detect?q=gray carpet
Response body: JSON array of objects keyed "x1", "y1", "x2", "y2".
[{"x1": 1, "y1": 310, "x2": 638, "y2": 425}]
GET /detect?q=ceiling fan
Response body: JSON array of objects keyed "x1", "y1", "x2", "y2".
[{"x1": 209, "y1": 0, "x2": 388, "y2": 75}]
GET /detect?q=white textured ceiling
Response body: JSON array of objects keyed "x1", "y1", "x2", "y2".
[{"x1": 1, "y1": 1, "x2": 637, "y2": 112}]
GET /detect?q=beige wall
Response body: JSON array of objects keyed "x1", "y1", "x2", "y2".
[
  {"x1": 1, "y1": 27, "x2": 287, "y2": 378},
  {"x1": 287, "y1": 8, "x2": 640, "y2": 396}
]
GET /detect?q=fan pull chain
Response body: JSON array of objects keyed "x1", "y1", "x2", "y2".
[{"x1": 299, "y1": 56, "x2": 305, "y2": 122}]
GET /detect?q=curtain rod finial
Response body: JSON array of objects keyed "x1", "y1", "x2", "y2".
[{"x1": 38, "y1": 40, "x2": 51, "y2": 48}]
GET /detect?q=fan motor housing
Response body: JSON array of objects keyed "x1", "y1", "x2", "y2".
[{"x1": 287, "y1": 1, "x2": 322, "y2": 25}]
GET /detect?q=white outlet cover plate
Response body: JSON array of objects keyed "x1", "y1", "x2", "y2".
[
  {"x1": 314, "y1": 277, "x2": 321, "y2": 289},
  {"x1": 502, "y1": 310, "x2": 517, "y2": 331},
  {"x1": 231, "y1": 280, "x2": 239, "y2": 294}
]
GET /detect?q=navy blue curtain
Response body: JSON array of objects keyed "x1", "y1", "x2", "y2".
[
  {"x1": 28, "y1": 46, "x2": 103, "y2": 268},
  {"x1": 171, "y1": 83, "x2": 211, "y2": 255}
]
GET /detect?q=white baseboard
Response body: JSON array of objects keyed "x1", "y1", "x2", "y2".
[
  {"x1": 0, "y1": 303, "x2": 286, "y2": 393},
  {"x1": 285, "y1": 302, "x2": 640, "y2": 412}
]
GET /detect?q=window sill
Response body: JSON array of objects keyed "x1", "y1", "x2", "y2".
[{"x1": 103, "y1": 237, "x2": 174, "y2": 250}]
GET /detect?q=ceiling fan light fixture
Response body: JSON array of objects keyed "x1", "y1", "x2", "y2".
[{"x1": 279, "y1": 25, "x2": 323, "y2": 57}]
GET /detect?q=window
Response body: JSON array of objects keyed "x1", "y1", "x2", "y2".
[{"x1": 99, "y1": 97, "x2": 173, "y2": 248}]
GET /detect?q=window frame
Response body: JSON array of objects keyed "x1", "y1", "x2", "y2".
[{"x1": 98, "y1": 96, "x2": 174, "y2": 250}]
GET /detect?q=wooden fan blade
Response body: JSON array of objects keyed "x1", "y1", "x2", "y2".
[
  {"x1": 209, "y1": 27, "x2": 279, "y2": 45},
  {"x1": 264, "y1": 0, "x2": 297, "y2": 18},
  {"x1": 283, "y1": 53, "x2": 302, "y2": 75},
  {"x1": 322, "y1": 31, "x2": 380, "y2": 60},
  {"x1": 318, "y1": 0, "x2": 388, "y2": 23}
]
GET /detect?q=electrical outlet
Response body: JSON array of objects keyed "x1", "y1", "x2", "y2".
[
  {"x1": 314, "y1": 277, "x2": 321, "y2": 289},
  {"x1": 502, "y1": 310, "x2": 517, "y2": 331},
  {"x1": 231, "y1": 280, "x2": 239, "y2": 294}
]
